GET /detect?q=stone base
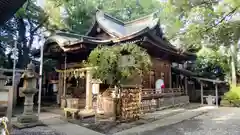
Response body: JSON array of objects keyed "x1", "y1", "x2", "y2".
[
  {"x1": 12, "y1": 121, "x2": 44, "y2": 129},
  {"x1": 78, "y1": 109, "x2": 95, "y2": 119},
  {"x1": 13, "y1": 114, "x2": 45, "y2": 129},
  {"x1": 17, "y1": 114, "x2": 38, "y2": 123}
]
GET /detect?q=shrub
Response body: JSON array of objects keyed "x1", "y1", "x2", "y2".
[{"x1": 223, "y1": 86, "x2": 240, "y2": 107}]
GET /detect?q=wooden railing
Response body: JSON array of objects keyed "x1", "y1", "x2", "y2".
[{"x1": 141, "y1": 88, "x2": 185, "y2": 100}]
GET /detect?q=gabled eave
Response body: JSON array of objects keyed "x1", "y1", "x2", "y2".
[{"x1": 0, "y1": 0, "x2": 26, "y2": 25}]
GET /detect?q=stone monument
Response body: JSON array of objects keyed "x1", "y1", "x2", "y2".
[
  {"x1": 206, "y1": 95, "x2": 214, "y2": 106},
  {"x1": 14, "y1": 62, "x2": 42, "y2": 128}
]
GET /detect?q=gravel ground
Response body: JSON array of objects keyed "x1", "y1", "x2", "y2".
[
  {"x1": 140, "y1": 107, "x2": 240, "y2": 135},
  {"x1": 11, "y1": 126, "x2": 66, "y2": 135}
]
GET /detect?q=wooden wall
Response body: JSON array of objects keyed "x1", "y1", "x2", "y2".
[
  {"x1": 142, "y1": 58, "x2": 171, "y2": 89},
  {"x1": 121, "y1": 57, "x2": 172, "y2": 89},
  {"x1": 152, "y1": 58, "x2": 171, "y2": 88},
  {"x1": 57, "y1": 57, "x2": 172, "y2": 101}
]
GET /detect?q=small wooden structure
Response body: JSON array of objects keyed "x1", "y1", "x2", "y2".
[
  {"x1": 194, "y1": 77, "x2": 226, "y2": 107},
  {"x1": 120, "y1": 87, "x2": 141, "y2": 121},
  {"x1": 64, "y1": 108, "x2": 79, "y2": 119}
]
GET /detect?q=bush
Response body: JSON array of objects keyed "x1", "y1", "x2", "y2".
[{"x1": 222, "y1": 86, "x2": 240, "y2": 107}]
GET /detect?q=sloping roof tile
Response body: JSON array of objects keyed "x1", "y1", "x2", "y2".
[
  {"x1": 0, "y1": 0, "x2": 26, "y2": 25},
  {"x1": 96, "y1": 10, "x2": 159, "y2": 38}
]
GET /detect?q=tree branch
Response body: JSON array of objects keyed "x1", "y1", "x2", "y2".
[
  {"x1": 30, "y1": 16, "x2": 49, "y2": 34},
  {"x1": 25, "y1": 0, "x2": 33, "y2": 30},
  {"x1": 194, "y1": 0, "x2": 219, "y2": 7},
  {"x1": 205, "y1": 6, "x2": 240, "y2": 32}
]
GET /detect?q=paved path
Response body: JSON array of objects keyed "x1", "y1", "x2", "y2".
[
  {"x1": 12, "y1": 112, "x2": 104, "y2": 135},
  {"x1": 11, "y1": 105, "x2": 220, "y2": 135},
  {"x1": 139, "y1": 107, "x2": 240, "y2": 135},
  {"x1": 114, "y1": 106, "x2": 216, "y2": 135},
  {"x1": 42, "y1": 117, "x2": 104, "y2": 135}
]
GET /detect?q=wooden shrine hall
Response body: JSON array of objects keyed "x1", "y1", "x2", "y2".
[{"x1": 34, "y1": 10, "x2": 197, "y2": 116}]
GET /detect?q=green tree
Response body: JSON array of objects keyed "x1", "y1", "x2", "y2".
[
  {"x1": 45, "y1": 0, "x2": 162, "y2": 34},
  {"x1": 87, "y1": 43, "x2": 152, "y2": 88},
  {"x1": 159, "y1": 0, "x2": 240, "y2": 85},
  {"x1": 0, "y1": 0, "x2": 49, "y2": 69}
]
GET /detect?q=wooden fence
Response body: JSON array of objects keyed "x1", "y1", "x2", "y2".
[
  {"x1": 96, "y1": 87, "x2": 187, "y2": 120},
  {"x1": 141, "y1": 88, "x2": 185, "y2": 99},
  {"x1": 141, "y1": 88, "x2": 186, "y2": 113}
]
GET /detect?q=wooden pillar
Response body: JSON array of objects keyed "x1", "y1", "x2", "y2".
[
  {"x1": 85, "y1": 70, "x2": 93, "y2": 110},
  {"x1": 57, "y1": 73, "x2": 62, "y2": 104},
  {"x1": 63, "y1": 55, "x2": 67, "y2": 97},
  {"x1": 176, "y1": 75, "x2": 179, "y2": 88},
  {"x1": 169, "y1": 67, "x2": 172, "y2": 88},
  {"x1": 200, "y1": 82, "x2": 204, "y2": 105},
  {"x1": 139, "y1": 71, "x2": 143, "y2": 110},
  {"x1": 184, "y1": 77, "x2": 188, "y2": 95},
  {"x1": 215, "y1": 84, "x2": 218, "y2": 107}
]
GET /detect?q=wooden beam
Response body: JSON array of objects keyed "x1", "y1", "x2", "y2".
[
  {"x1": 55, "y1": 67, "x2": 97, "y2": 73},
  {"x1": 0, "y1": 68, "x2": 24, "y2": 73},
  {"x1": 193, "y1": 77, "x2": 226, "y2": 84}
]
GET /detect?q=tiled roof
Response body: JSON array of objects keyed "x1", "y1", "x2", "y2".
[
  {"x1": 33, "y1": 10, "x2": 196, "y2": 61},
  {"x1": 95, "y1": 10, "x2": 159, "y2": 38},
  {"x1": 0, "y1": 0, "x2": 26, "y2": 25}
]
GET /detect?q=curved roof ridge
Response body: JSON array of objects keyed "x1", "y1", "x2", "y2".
[
  {"x1": 96, "y1": 10, "x2": 159, "y2": 38},
  {"x1": 96, "y1": 10, "x2": 159, "y2": 26},
  {"x1": 97, "y1": 10, "x2": 125, "y2": 26},
  {"x1": 124, "y1": 11, "x2": 159, "y2": 26}
]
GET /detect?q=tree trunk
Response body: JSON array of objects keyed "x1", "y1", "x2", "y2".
[
  {"x1": 230, "y1": 44, "x2": 237, "y2": 87},
  {"x1": 16, "y1": 17, "x2": 31, "y2": 69}
]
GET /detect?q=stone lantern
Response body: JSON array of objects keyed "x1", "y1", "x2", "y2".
[{"x1": 16, "y1": 62, "x2": 39, "y2": 125}]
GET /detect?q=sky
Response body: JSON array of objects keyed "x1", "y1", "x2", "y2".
[{"x1": 37, "y1": 0, "x2": 44, "y2": 7}]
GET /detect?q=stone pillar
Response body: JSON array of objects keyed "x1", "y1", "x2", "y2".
[
  {"x1": 15, "y1": 62, "x2": 41, "y2": 127},
  {"x1": 85, "y1": 70, "x2": 92, "y2": 110},
  {"x1": 13, "y1": 73, "x2": 21, "y2": 108},
  {"x1": 0, "y1": 72, "x2": 8, "y2": 117}
]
